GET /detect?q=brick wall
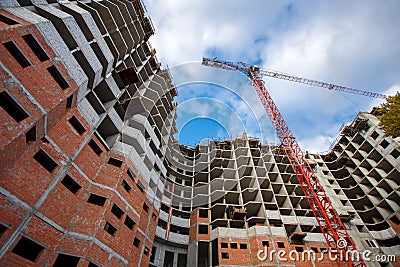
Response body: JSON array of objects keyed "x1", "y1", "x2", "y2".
[{"x1": 0, "y1": 11, "x2": 158, "y2": 266}]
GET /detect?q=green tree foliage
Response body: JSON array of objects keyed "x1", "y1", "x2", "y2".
[{"x1": 377, "y1": 92, "x2": 400, "y2": 138}]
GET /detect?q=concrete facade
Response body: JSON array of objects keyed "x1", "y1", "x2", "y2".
[
  {"x1": 0, "y1": 1, "x2": 399, "y2": 267},
  {"x1": 159, "y1": 116, "x2": 399, "y2": 267}
]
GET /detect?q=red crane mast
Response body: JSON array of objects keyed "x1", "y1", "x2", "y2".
[{"x1": 202, "y1": 58, "x2": 368, "y2": 267}]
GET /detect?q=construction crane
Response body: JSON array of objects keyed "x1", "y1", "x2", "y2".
[
  {"x1": 203, "y1": 58, "x2": 386, "y2": 99},
  {"x1": 202, "y1": 58, "x2": 368, "y2": 267}
]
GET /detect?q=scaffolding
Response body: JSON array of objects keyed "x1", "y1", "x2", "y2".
[{"x1": 132, "y1": 0, "x2": 155, "y2": 40}]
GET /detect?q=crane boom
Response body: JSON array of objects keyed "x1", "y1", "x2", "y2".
[
  {"x1": 202, "y1": 57, "x2": 366, "y2": 267},
  {"x1": 202, "y1": 58, "x2": 386, "y2": 99}
]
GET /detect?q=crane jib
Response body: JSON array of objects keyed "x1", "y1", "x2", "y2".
[{"x1": 202, "y1": 57, "x2": 386, "y2": 99}]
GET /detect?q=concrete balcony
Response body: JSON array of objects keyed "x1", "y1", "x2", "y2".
[
  {"x1": 156, "y1": 226, "x2": 166, "y2": 239},
  {"x1": 168, "y1": 232, "x2": 189, "y2": 245},
  {"x1": 170, "y1": 215, "x2": 190, "y2": 228},
  {"x1": 159, "y1": 210, "x2": 169, "y2": 222}
]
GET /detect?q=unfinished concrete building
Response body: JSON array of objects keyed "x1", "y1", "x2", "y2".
[
  {"x1": 158, "y1": 111, "x2": 400, "y2": 267},
  {"x1": 0, "y1": 1, "x2": 399, "y2": 267}
]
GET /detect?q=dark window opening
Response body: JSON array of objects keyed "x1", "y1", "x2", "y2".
[
  {"x1": 61, "y1": 174, "x2": 81, "y2": 194},
  {"x1": 197, "y1": 242, "x2": 208, "y2": 266},
  {"x1": 53, "y1": 253, "x2": 80, "y2": 267},
  {"x1": 0, "y1": 223, "x2": 8, "y2": 237},
  {"x1": 380, "y1": 139, "x2": 389, "y2": 149},
  {"x1": 117, "y1": 67, "x2": 139, "y2": 86},
  {"x1": 366, "y1": 239, "x2": 379, "y2": 248},
  {"x1": 177, "y1": 253, "x2": 187, "y2": 267},
  {"x1": 88, "y1": 262, "x2": 100, "y2": 267},
  {"x1": 390, "y1": 215, "x2": 400, "y2": 225},
  {"x1": 66, "y1": 94, "x2": 74, "y2": 108},
  {"x1": 88, "y1": 139, "x2": 102, "y2": 155},
  {"x1": 221, "y1": 252, "x2": 229, "y2": 259},
  {"x1": 124, "y1": 216, "x2": 135, "y2": 230},
  {"x1": 320, "y1": 248, "x2": 328, "y2": 252},
  {"x1": 0, "y1": 14, "x2": 19, "y2": 25},
  {"x1": 391, "y1": 149, "x2": 400, "y2": 159},
  {"x1": 22, "y1": 34, "x2": 49, "y2": 62},
  {"x1": 230, "y1": 243, "x2": 237, "y2": 249},
  {"x1": 199, "y1": 209, "x2": 208, "y2": 218},
  {"x1": 295, "y1": 246, "x2": 304, "y2": 252},
  {"x1": 378, "y1": 236, "x2": 400, "y2": 248},
  {"x1": 111, "y1": 204, "x2": 124, "y2": 219},
  {"x1": 87, "y1": 193, "x2": 106, "y2": 206},
  {"x1": 127, "y1": 168, "x2": 136, "y2": 180},
  {"x1": 104, "y1": 222, "x2": 117, "y2": 236},
  {"x1": 26, "y1": 125, "x2": 36, "y2": 143},
  {"x1": 144, "y1": 246, "x2": 150, "y2": 256},
  {"x1": 68, "y1": 116, "x2": 85, "y2": 135},
  {"x1": 163, "y1": 250, "x2": 174, "y2": 267},
  {"x1": 4, "y1": 41, "x2": 30, "y2": 68},
  {"x1": 158, "y1": 219, "x2": 167, "y2": 229},
  {"x1": 143, "y1": 203, "x2": 149, "y2": 213},
  {"x1": 198, "y1": 225, "x2": 208, "y2": 234},
  {"x1": 152, "y1": 212, "x2": 157, "y2": 220},
  {"x1": 371, "y1": 131, "x2": 379, "y2": 140},
  {"x1": 137, "y1": 180, "x2": 145, "y2": 192},
  {"x1": 47, "y1": 65, "x2": 69, "y2": 90},
  {"x1": 0, "y1": 91, "x2": 29, "y2": 122},
  {"x1": 221, "y1": 242, "x2": 228, "y2": 248},
  {"x1": 311, "y1": 247, "x2": 319, "y2": 253},
  {"x1": 133, "y1": 237, "x2": 141, "y2": 248},
  {"x1": 121, "y1": 180, "x2": 131, "y2": 192},
  {"x1": 240, "y1": 243, "x2": 247, "y2": 249},
  {"x1": 11, "y1": 236, "x2": 44, "y2": 262},
  {"x1": 33, "y1": 149, "x2": 58, "y2": 172},
  {"x1": 108, "y1": 157, "x2": 122, "y2": 167},
  {"x1": 277, "y1": 241, "x2": 285, "y2": 248},
  {"x1": 150, "y1": 246, "x2": 157, "y2": 263},
  {"x1": 262, "y1": 240, "x2": 270, "y2": 247},
  {"x1": 161, "y1": 203, "x2": 169, "y2": 213}
]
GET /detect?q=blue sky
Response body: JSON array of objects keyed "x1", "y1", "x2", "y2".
[{"x1": 143, "y1": 0, "x2": 400, "y2": 152}]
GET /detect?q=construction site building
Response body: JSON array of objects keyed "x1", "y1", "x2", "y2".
[{"x1": 0, "y1": 1, "x2": 399, "y2": 267}]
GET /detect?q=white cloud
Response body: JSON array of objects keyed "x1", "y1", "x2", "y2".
[
  {"x1": 144, "y1": 0, "x2": 289, "y2": 65},
  {"x1": 178, "y1": 98, "x2": 214, "y2": 117},
  {"x1": 298, "y1": 135, "x2": 334, "y2": 154}
]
